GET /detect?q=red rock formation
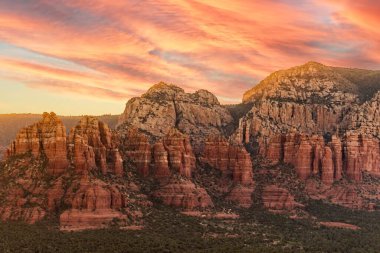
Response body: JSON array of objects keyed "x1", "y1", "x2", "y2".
[
  {"x1": 69, "y1": 116, "x2": 123, "y2": 176},
  {"x1": 47, "y1": 179, "x2": 65, "y2": 211},
  {"x1": 266, "y1": 135, "x2": 283, "y2": 163},
  {"x1": 121, "y1": 128, "x2": 196, "y2": 179},
  {"x1": 162, "y1": 129, "x2": 195, "y2": 178},
  {"x1": 110, "y1": 150, "x2": 124, "y2": 176},
  {"x1": 200, "y1": 136, "x2": 253, "y2": 186},
  {"x1": 262, "y1": 133, "x2": 350, "y2": 184},
  {"x1": 321, "y1": 147, "x2": 334, "y2": 185},
  {"x1": 0, "y1": 155, "x2": 52, "y2": 223},
  {"x1": 150, "y1": 129, "x2": 196, "y2": 180},
  {"x1": 149, "y1": 130, "x2": 214, "y2": 209},
  {"x1": 345, "y1": 134, "x2": 363, "y2": 182},
  {"x1": 153, "y1": 179, "x2": 213, "y2": 209},
  {"x1": 0, "y1": 206, "x2": 46, "y2": 224},
  {"x1": 200, "y1": 136, "x2": 230, "y2": 173},
  {"x1": 199, "y1": 136, "x2": 254, "y2": 207},
  {"x1": 312, "y1": 143, "x2": 323, "y2": 175},
  {"x1": 120, "y1": 129, "x2": 213, "y2": 210},
  {"x1": 343, "y1": 133, "x2": 380, "y2": 180},
  {"x1": 59, "y1": 174, "x2": 149, "y2": 231},
  {"x1": 151, "y1": 142, "x2": 171, "y2": 179},
  {"x1": 283, "y1": 133, "x2": 297, "y2": 164},
  {"x1": 60, "y1": 209, "x2": 128, "y2": 231},
  {"x1": 120, "y1": 128, "x2": 151, "y2": 176},
  {"x1": 329, "y1": 186, "x2": 364, "y2": 209},
  {"x1": 361, "y1": 137, "x2": 380, "y2": 175},
  {"x1": 262, "y1": 185, "x2": 303, "y2": 210},
  {"x1": 294, "y1": 136, "x2": 313, "y2": 180},
  {"x1": 0, "y1": 183, "x2": 47, "y2": 224},
  {"x1": 331, "y1": 136, "x2": 343, "y2": 180},
  {"x1": 69, "y1": 182, "x2": 123, "y2": 210},
  {"x1": 232, "y1": 148, "x2": 254, "y2": 186},
  {"x1": 5, "y1": 112, "x2": 68, "y2": 175}
]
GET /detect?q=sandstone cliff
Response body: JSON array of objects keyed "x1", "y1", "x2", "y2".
[
  {"x1": 4, "y1": 112, "x2": 68, "y2": 176},
  {"x1": 68, "y1": 116, "x2": 123, "y2": 176},
  {"x1": 236, "y1": 62, "x2": 380, "y2": 185},
  {"x1": 0, "y1": 114, "x2": 149, "y2": 229},
  {"x1": 120, "y1": 128, "x2": 213, "y2": 210},
  {"x1": 199, "y1": 136, "x2": 255, "y2": 207},
  {"x1": 235, "y1": 62, "x2": 380, "y2": 209}
]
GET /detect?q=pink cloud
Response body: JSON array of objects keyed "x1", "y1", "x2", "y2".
[{"x1": 0, "y1": 0, "x2": 379, "y2": 111}]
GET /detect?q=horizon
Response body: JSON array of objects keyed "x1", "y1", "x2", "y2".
[
  {"x1": 1, "y1": 1, "x2": 380, "y2": 115},
  {"x1": 0, "y1": 112, "x2": 119, "y2": 117}
]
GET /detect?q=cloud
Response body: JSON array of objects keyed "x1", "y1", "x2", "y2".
[
  {"x1": 26, "y1": 80, "x2": 129, "y2": 100},
  {"x1": 0, "y1": 0, "x2": 380, "y2": 113}
]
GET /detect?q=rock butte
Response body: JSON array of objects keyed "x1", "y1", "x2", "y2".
[
  {"x1": 2, "y1": 62, "x2": 380, "y2": 229},
  {"x1": 1, "y1": 113, "x2": 151, "y2": 229}
]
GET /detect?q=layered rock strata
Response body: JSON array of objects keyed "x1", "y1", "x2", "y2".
[
  {"x1": 4, "y1": 112, "x2": 68, "y2": 175},
  {"x1": 199, "y1": 136, "x2": 254, "y2": 207},
  {"x1": 0, "y1": 114, "x2": 148, "y2": 229},
  {"x1": 120, "y1": 127, "x2": 213, "y2": 209},
  {"x1": 68, "y1": 116, "x2": 123, "y2": 176}
]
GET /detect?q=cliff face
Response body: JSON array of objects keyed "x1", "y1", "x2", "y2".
[
  {"x1": 118, "y1": 128, "x2": 255, "y2": 209},
  {"x1": 68, "y1": 116, "x2": 123, "y2": 176},
  {"x1": 236, "y1": 62, "x2": 380, "y2": 184},
  {"x1": 0, "y1": 114, "x2": 150, "y2": 230},
  {"x1": 120, "y1": 128, "x2": 214, "y2": 210},
  {"x1": 198, "y1": 136, "x2": 255, "y2": 207},
  {"x1": 4, "y1": 112, "x2": 68, "y2": 176},
  {"x1": 234, "y1": 62, "x2": 380, "y2": 210},
  {"x1": 117, "y1": 82, "x2": 234, "y2": 144}
]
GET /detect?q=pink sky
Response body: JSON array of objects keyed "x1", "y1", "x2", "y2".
[{"x1": 0, "y1": 0, "x2": 379, "y2": 115}]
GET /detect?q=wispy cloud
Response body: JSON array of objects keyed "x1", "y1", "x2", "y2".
[{"x1": 0, "y1": 0, "x2": 379, "y2": 114}]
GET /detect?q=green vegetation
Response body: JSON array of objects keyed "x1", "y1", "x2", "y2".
[{"x1": 0, "y1": 201, "x2": 379, "y2": 252}]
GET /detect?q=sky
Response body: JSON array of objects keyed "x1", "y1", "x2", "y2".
[{"x1": 1, "y1": 0, "x2": 380, "y2": 115}]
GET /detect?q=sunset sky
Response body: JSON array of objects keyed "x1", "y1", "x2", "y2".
[{"x1": 1, "y1": 0, "x2": 380, "y2": 115}]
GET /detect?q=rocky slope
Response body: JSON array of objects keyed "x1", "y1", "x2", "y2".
[{"x1": 117, "y1": 82, "x2": 234, "y2": 144}]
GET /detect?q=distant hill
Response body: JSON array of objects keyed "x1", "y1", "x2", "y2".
[{"x1": 0, "y1": 114, "x2": 119, "y2": 147}]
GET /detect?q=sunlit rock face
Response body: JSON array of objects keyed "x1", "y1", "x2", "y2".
[
  {"x1": 199, "y1": 135, "x2": 254, "y2": 186},
  {"x1": 0, "y1": 114, "x2": 150, "y2": 229},
  {"x1": 235, "y1": 62, "x2": 380, "y2": 185},
  {"x1": 68, "y1": 116, "x2": 123, "y2": 176},
  {"x1": 117, "y1": 82, "x2": 234, "y2": 145},
  {"x1": 199, "y1": 135, "x2": 255, "y2": 208},
  {"x1": 4, "y1": 112, "x2": 68, "y2": 176}
]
